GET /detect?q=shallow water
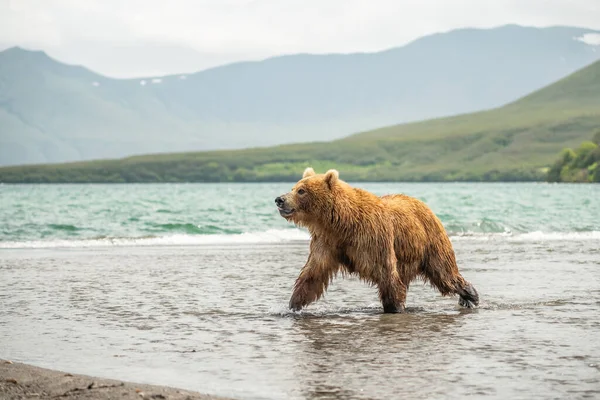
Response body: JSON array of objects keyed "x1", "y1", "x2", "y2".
[
  {"x1": 1, "y1": 239, "x2": 599, "y2": 399},
  {"x1": 1, "y1": 183, "x2": 599, "y2": 399}
]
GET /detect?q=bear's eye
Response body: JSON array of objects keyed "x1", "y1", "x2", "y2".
[{"x1": 297, "y1": 188, "x2": 306, "y2": 195}]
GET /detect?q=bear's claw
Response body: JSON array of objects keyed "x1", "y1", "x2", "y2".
[{"x1": 458, "y1": 297, "x2": 476, "y2": 308}]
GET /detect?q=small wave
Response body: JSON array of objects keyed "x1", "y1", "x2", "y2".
[
  {"x1": 155, "y1": 209, "x2": 178, "y2": 214},
  {"x1": 446, "y1": 219, "x2": 513, "y2": 235},
  {"x1": 268, "y1": 304, "x2": 464, "y2": 318},
  {"x1": 0, "y1": 229, "x2": 310, "y2": 249},
  {"x1": 1, "y1": 229, "x2": 598, "y2": 249},
  {"x1": 145, "y1": 223, "x2": 242, "y2": 235},
  {"x1": 48, "y1": 224, "x2": 81, "y2": 232},
  {"x1": 268, "y1": 304, "x2": 384, "y2": 318},
  {"x1": 146, "y1": 223, "x2": 211, "y2": 234},
  {"x1": 450, "y1": 231, "x2": 600, "y2": 242},
  {"x1": 478, "y1": 298, "x2": 576, "y2": 311},
  {"x1": 511, "y1": 231, "x2": 600, "y2": 242}
]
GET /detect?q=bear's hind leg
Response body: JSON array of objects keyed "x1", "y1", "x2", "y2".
[
  {"x1": 456, "y1": 282, "x2": 479, "y2": 308},
  {"x1": 422, "y1": 250, "x2": 479, "y2": 308},
  {"x1": 378, "y1": 269, "x2": 407, "y2": 313}
]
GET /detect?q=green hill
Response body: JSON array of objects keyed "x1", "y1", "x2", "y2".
[{"x1": 1, "y1": 58, "x2": 599, "y2": 183}]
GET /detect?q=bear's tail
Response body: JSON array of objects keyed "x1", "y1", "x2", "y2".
[{"x1": 456, "y1": 281, "x2": 479, "y2": 309}]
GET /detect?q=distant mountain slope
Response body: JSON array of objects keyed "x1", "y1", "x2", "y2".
[
  {"x1": 1, "y1": 58, "x2": 598, "y2": 183},
  {"x1": 1, "y1": 24, "x2": 599, "y2": 167}
]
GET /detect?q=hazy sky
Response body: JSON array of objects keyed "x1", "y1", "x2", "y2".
[{"x1": 1, "y1": 0, "x2": 599, "y2": 77}]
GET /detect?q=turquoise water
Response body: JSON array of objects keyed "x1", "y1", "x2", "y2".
[{"x1": 1, "y1": 183, "x2": 599, "y2": 247}]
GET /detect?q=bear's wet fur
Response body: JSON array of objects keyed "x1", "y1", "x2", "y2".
[{"x1": 275, "y1": 167, "x2": 479, "y2": 313}]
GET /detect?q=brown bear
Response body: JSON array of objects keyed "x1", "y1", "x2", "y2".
[{"x1": 275, "y1": 167, "x2": 479, "y2": 313}]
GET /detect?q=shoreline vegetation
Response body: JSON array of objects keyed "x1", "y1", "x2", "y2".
[
  {"x1": 546, "y1": 130, "x2": 600, "y2": 183},
  {"x1": 0, "y1": 359, "x2": 231, "y2": 400}
]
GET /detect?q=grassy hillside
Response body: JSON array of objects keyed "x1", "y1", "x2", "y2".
[
  {"x1": 1, "y1": 25, "x2": 600, "y2": 166},
  {"x1": 1, "y1": 58, "x2": 599, "y2": 183}
]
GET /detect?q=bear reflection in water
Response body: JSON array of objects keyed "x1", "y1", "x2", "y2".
[
  {"x1": 275, "y1": 167, "x2": 479, "y2": 313},
  {"x1": 289, "y1": 311, "x2": 468, "y2": 399}
]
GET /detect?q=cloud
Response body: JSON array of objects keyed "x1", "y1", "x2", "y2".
[{"x1": 1, "y1": 0, "x2": 599, "y2": 77}]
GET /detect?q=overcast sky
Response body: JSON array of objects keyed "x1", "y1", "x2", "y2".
[{"x1": 1, "y1": 0, "x2": 599, "y2": 78}]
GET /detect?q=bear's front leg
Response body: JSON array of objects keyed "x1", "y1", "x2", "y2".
[
  {"x1": 289, "y1": 251, "x2": 338, "y2": 311},
  {"x1": 378, "y1": 266, "x2": 407, "y2": 313},
  {"x1": 289, "y1": 273, "x2": 326, "y2": 311}
]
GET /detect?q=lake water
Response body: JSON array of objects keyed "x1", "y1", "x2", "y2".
[{"x1": 1, "y1": 183, "x2": 599, "y2": 399}]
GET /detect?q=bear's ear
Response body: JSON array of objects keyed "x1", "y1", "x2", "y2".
[
  {"x1": 324, "y1": 169, "x2": 339, "y2": 189},
  {"x1": 303, "y1": 167, "x2": 316, "y2": 178}
]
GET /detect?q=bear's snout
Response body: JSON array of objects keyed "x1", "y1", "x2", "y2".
[
  {"x1": 275, "y1": 194, "x2": 295, "y2": 218},
  {"x1": 275, "y1": 196, "x2": 285, "y2": 207}
]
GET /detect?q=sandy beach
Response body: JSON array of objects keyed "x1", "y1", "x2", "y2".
[{"x1": 0, "y1": 359, "x2": 230, "y2": 400}]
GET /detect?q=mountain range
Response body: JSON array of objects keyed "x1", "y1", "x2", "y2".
[{"x1": 0, "y1": 24, "x2": 599, "y2": 167}]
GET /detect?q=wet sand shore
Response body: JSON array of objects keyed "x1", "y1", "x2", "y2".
[{"x1": 0, "y1": 359, "x2": 231, "y2": 400}]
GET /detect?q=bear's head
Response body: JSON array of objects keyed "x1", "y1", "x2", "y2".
[{"x1": 275, "y1": 167, "x2": 340, "y2": 227}]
